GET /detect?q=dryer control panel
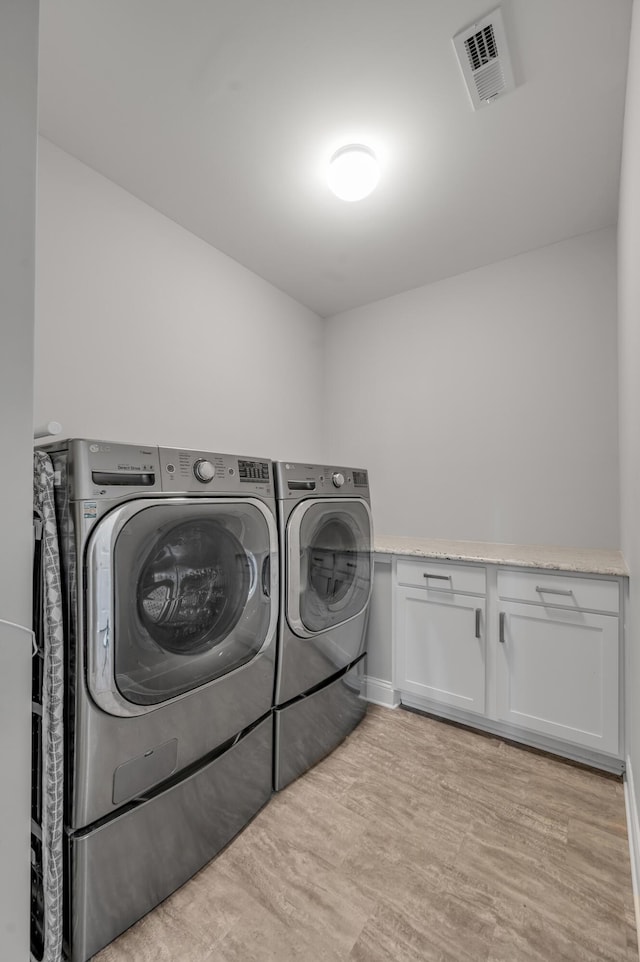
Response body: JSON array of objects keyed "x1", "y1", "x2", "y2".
[{"x1": 274, "y1": 461, "x2": 370, "y2": 501}]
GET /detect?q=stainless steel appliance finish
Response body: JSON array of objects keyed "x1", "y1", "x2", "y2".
[
  {"x1": 69, "y1": 715, "x2": 272, "y2": 962},
  {"x1": 40, "y1": 439, "x2": 278, "y2": 961},
  {"x1": 273, "y1": 461, "x2": 372, "y2": 790},
  {"x1": 273, "y1": 660, "x2": 366, "y2": 790}
]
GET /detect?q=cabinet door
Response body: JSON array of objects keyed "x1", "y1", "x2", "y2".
[
  {"x1": 396, "y1": 588, "x2": 485, "y2": 714},
  {"x1": 496, "y1": 602, "x2": 619, "y2": 755}
]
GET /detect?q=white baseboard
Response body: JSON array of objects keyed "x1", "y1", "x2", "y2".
[
  {"x1": 364, "y1": 676, "x2": 400, "y2": 709},
  {"x1": 624, "y1": 755, "x2": 640, "y2": 956}
]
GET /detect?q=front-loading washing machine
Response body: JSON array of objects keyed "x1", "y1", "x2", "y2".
[
  {"x1": 38, "y1": 439, "x2": 279, "y2": 961},
  {"x1": 273, "y1": 461, "x2": 373, "y2": 790}
]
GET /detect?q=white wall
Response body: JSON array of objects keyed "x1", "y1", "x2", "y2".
[
  {"x1": 35, "y1": 138, "x2": 324, "y2": 461},
  {"x1": 618, "y1": 0, "x2": 640, "y2": 920},
  {"x1": 0, "y1": 1, "x2": 38, "y2": 957},
  {"x1": 324, "y1": 229, "x2": 619, "y2": 549}
]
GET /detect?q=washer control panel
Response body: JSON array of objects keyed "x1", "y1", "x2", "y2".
[
  {"x1": 41, "y1": 440, "x2": 275, "y2": 500},
  {"x1": 158, "y1": 447, "x2": 273, "y2": 495}
]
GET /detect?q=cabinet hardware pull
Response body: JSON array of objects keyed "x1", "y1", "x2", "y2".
[
  {"x1": 535, "y1": 586, "x2": 573, "y2": 597},
  {"x1": 475, "y1": 608, "x2": 481, "y2": 639},
  {"x1": 423, "y1": 573, "x2": 452, "y2": 581},
  {"x1": 499, "y1": 611, "x2": 506, "y2": 644}
]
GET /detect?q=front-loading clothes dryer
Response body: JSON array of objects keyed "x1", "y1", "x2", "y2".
[
  {"x1": 39, "y1": 439, "x2": 278, "y2": 962},
  {"x1": 273, "y1": 462, "x2": 373, "y2": 790}
]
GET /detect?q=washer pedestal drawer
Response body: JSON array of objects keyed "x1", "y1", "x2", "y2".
[{"x1": 66, "y1": 715, "x2": 273, "y2": 962}]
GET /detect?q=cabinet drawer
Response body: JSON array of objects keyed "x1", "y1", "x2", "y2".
[
  {"x1": 497, "y1": 569, "x2": 619, "y2": 614},
  {"x1": 396, "y1": 559, "x2": 485, "y2": 596}
]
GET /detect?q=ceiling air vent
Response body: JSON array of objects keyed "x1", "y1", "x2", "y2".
[{"x1": 453, "y1": 7, "x2": 515, "y2": 110}]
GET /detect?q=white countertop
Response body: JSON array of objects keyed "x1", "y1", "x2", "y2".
[{"x1": 374, "y1": 536, "x2": 629, "y2": 577}]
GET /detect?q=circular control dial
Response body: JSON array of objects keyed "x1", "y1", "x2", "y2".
[
  {"x1": 332, "y1": 471, "x2": 345, "y2": 488},
  {"x1": 193, "y1": 459, "x2": 216, "y2": 483}
]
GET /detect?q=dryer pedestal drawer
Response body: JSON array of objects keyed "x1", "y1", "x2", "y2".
[
  {"x1": 274, "y1": 657, "x2": 366, "y2": 791},
  {"x1": 67, "y1": 715, "x2": 272, "y2": 962}
]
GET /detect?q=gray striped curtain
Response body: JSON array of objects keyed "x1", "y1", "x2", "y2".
[{"x1": 33, "y1": 451, "x2": 65, "y2": 962}]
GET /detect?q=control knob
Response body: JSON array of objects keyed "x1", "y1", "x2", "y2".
[
  {"x1": 332, "y1": 471, "x2": 345, "y2": 488},
  {"x1": 193, "y1": 459, "x2": 215, "y2": 483}
]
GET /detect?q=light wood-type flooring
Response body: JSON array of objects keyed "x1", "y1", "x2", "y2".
[{"x1": 93, "y1": 705, "x2": 638, "y2": 962}]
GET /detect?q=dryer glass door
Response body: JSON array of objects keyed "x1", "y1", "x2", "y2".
[
  {"x1": 87, "y1": 498, "x2": 277, "y2": 712},
  {"x1": 288, "y1": 498, "x2": 372, "y2": 636}
]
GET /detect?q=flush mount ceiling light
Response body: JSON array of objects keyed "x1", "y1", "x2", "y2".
[{"x1": 327, "y1": 145, "x2": 380, "y2": 201}]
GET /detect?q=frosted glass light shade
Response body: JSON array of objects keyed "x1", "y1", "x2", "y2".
[{"x1": 327, "y1": 145, "x2": 380, "y2": 201}]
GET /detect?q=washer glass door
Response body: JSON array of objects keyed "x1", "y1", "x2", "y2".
[
  {"x1": 288, "y1": 499, "x2": 372, "y2": 636},
  {"x1": 87, "y1": 498, "x2": 277, "y2": 713}
]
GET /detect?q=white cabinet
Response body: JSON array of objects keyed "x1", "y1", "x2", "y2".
[
  {"x1": 395, "y1": 560, "x2": 486, "y2": 715},
  {"x1": 496, "y1": 570, "x2": 620, "y2": 756},
  {"x1": 364, "y1": 556, "x2": 399, "y2": 708},
  {"x1": 392, "y1": 557, "x2": 624, "y2": 770}
]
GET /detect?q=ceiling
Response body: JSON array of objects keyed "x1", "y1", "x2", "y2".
[{"x1": 37, "y1": 0, "x2": 633, "y2": 318}]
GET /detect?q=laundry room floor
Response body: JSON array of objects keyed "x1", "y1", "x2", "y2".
[{"x1": 92, "y1": 705, "x2": 638, "y2": 962}]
